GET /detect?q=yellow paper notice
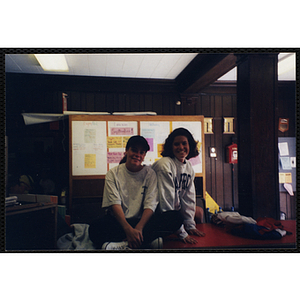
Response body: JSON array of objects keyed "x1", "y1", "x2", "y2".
[
  {"x1": 157, "y1": 144, "x2": 164, "y2": 157},
  {"x1": 123, "y1": 136, "x2": 130, "y2": 148},
  {"x1": 197, "y1": 142, "x2": 202, "y2": 151},
  {"x1": 107, "y1": 136, "x2": 123, "y2": 148},
  {"x1": 279, "y1": 173, "x2": 292, "y2": 183},
  {"x1": 279, "y1": 173, "x2": 285, "y2": 183},
  {"x1": 85, "y1": 154, "x2": 96, "y2": 168},
  {"x1": 284, "y1": 173, "x2": 292, "y2": 183}
]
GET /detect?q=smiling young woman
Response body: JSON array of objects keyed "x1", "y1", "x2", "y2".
[
  {"x1": 152, "y1": 128, "x2": 205, "y2": 244},
  {"x1": 172, "y1": 135, "x2": 190, "y2": 163},
  {"x1": 125, "y1": 146, "x2": 147, "y2": 172}
]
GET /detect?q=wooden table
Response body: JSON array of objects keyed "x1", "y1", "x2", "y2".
[
  {"x1": 6, "y1": 202, "x2": 58, "y2": 251},
  {"x1": 163, "y1": 220, "x2": 297, "y2": 250}
]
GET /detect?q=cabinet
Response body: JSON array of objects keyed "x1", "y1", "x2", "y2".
[{"x1": 6, "y1": 202, "x2": 58, "y2": 250}]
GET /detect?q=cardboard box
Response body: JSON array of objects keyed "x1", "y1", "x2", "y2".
[
  {"x1": 10, "y1": 194, "x2": 58, "y2": 204},
  {"x1": 36, "y1": 194, "x2": 58, "y2": 204},
  {"x1": 10, "y1": 194, "x2": 37, "y2": 203}
]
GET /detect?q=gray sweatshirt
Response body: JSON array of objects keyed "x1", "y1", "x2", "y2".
[{"x1": 152, "y1": 157, "x2": 196, "y2": 239}]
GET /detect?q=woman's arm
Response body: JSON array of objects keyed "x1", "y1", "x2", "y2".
[
  {"x1": 180, "y1": 173, "x2": 197, "y2": 230},
  {"x1": 180, "y1": 166, "x2": 205, "y2": 239},
  {"x1": 142, "y1": 169, "x2": 159, "y2": 213},
  {"x1": 155, "y1": 169, "x2": 176, "y2": 211}
]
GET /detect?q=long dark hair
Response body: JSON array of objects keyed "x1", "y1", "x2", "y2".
[{"x1": 161, "y1": 127, "x2": 199, "y2": 159}]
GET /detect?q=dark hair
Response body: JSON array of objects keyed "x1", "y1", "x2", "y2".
[
  {"x1": 161, "y1": 127, "x2": 199, "y2": 159},
  {"x1": 119, "y1": 135, "x2": 150, "y2": 164}
]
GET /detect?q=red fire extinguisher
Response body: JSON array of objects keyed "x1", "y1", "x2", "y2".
[
  {"x1": 226, "y1": 143, "x2": 238, "y2": 211},
  {"x1": 226, "y1": 143, "x2": 238, "y2": 164}
]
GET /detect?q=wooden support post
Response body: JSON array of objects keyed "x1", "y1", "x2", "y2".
[{"x1": 236, "y1": 54, "x2": 280, "y2": 219}]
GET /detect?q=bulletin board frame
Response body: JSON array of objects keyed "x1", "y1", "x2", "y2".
[{"x1": 69, "y1": 114, "x2": 205, "y2": 208}]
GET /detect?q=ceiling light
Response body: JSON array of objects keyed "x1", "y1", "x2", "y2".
[{"x1": 34, "y1": 54, "x2": 69, "y2": 72}]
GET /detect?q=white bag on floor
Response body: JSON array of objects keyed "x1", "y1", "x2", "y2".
[{"x1": 57, "y1": 223, "x2": 96, "y2": 250}]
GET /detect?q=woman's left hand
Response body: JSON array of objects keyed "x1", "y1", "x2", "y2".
[
  {"x1": 182, "y1": 235, "x2": 198, "y2": 244},
  {"x1": 187, "y1": 228, "x2": 205, "y2": 237}
]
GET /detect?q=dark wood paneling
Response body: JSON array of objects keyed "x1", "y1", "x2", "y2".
[
  {"x1": 106, "y1": 93, "x2": 114, "y2": 113},
  {"x1": 72, "y1": 179, "x2": 105, "y2": 197},
  {"x1": 214, "y1": 95, "x2": 223, "y2": 117},
  {"x1": 164, "y1": 94, "x2": 173, "y2": 114},
  {"x1": 214, "y1": 116, "x2": 224, "y2": 205},
  {"x1": 69, "y1": 91, "x2": 81, "y2": 111},
  {"x1": 139, "y1": 94, "x2": 145, "y2": 112},
  {"x1": 144, "y1": 94, "x2": 153, "y2": 111},
  {"x1": 181, "y1": 91, "x2": 238, "y2": 211},
  {"x1": 222, "y1": 94, "x2": 234, "y2": 116},
  {"x1": 200, "y1": 95, "x2": 210, "y2": 116},
  {"x1": 205, "y1": 134, "x2": 214, "y2": 196},
  {"x1": 116, "y1": 93, "x2": 125, "y2": 112},
  {"x1": 153, "y1": 94, "x2": 163, "y2": 115},
  {"x1": 277, "y1": 81, "x2": 296, "y2": 137},
  {"x1": 280, "y1": 193, "x2": 296, "y2": 220},
  {"x1": 94, "y1": 93, "x2": 107, "y2": 112},
  {"x1": 6, "y1": 73, "x2": 295, "y2": 218}
]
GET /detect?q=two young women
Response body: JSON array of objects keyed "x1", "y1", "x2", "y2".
[
  {"x1": 89, "y1": 128, "x2": 204, "y2": 250},
  {"x1": 89, "y1": 135, "x2": 182, "y2": 250}
]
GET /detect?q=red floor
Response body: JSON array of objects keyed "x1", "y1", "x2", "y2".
[{"x1": 163, "y1": 220, "x2": 296, "y2": 250}]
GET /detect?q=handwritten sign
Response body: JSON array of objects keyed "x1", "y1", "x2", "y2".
[
  {"x1": 84, "y1": 129, "x2": 96, "y2": 143},
  {"x1": 93, "y1": 144, "x2": 104, "y2": 151},
  {"x1": 279, "y1": 173, "x2": 292, "y2": 183},
  {"x1": 111, "y1": 127, "x2": 134, "y2": 136},
  {"x1": 85, "y1": 154, "x2": 96, "y2": 169},
  {"x1": 123, "y1": 136, "x2": 130, "y2": 148},
  {"x1": 73, "y1": 143, "x2": 86, "y2": 151},
  {"x1": 84, "y1": 121, "x2": 98, "y2": 127},
  {"x1": 107, "y1": 151, "x2": 124, "y2": 164},
  {"x1": 107, "y1": 136, "x2": 123, "y2": 148}
]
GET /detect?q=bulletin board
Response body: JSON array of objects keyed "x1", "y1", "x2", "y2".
[
  {"x1": 71, "y1": 120, "x2": 107, "y2": 176},
  {"x1": 140, "y1": 120, "x2": 203, "y2": 173},
  {"x1": 69, "y1": 114, "x2": 205, "y2": 178},
  {"x1": 278, "y1": 137, "x2": 296, "y2": 192}
]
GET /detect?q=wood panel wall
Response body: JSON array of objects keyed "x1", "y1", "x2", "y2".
[
  {"x1": 6, "y1": 73, "x2": 296, "y2": 218},
  {"x1": 277, "y1": 81, "x2": 296, "y2": 220},
  {"x1": 66, "y1": 91, "x2": 182, "y2": 116},
  {"x1": 180, "y1": 84, "x2": 238, "y2": 211}
]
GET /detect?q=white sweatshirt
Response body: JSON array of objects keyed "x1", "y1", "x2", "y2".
[
  {"x1": 152, "y1": 157, "x2": 196, "y2": 239},
  {"x1": 102, "y1": 164, "x2": 158, "y2": 219}
]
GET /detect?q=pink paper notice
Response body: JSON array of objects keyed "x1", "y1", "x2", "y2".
[
  {"x1": 111, "y1": 127, "x2": 134, "y2": 135},
  {"x1": 107, "y1": 151, "x2": 124, "y2": 163},
  {"x1": 145, "y1": 138, "x2": 154, "y2": 152},
  {"x1": 189, "y1": 155, "x2": 201, "y2": 166}
]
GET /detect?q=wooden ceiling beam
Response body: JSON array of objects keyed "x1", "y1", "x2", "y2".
[{"x1": 176, "y1": 53, "x2": 237, "y2": 93}]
